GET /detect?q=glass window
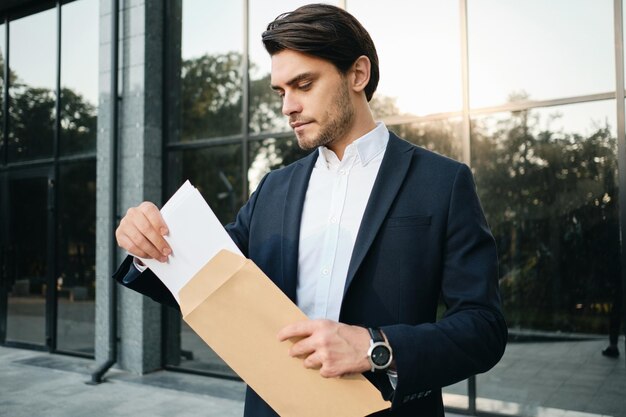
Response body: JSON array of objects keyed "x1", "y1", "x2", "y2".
[
  {"x1": 56, "y1": 161, "x2": 96, "y2": 354},
  {"x1": 248, "y1": 1, "x2": 336, "y2": 134},
  {"x1": 178, "y1": 320, "x2": 238, "y2": 377},
  {"x1": 60, "y1": 0, "x2": 98, "y2": 155},
  {"x1": 348, "y1": 0, "x2": 462, "y2": 118},
  {"x1": 167, "y1": 143, "x2": 244, "y2": 226},
  {"x1": 388, "y1": 118, "x2": 463, "y2": 162},
  {"x1": 5, "y1": 172, "x2": 50, "y2": 346},
  {"x1": 248, "y1": 135, "x2": 312, "y2": 193},
  {"x1": 468, "y1": 0, "x2": 614, "y2": 108},
  {"x1": 471, "y1": 100, "x2": 621, "y2": 415},
  {"x1": 442, "y1": 383, "x2": 469, "y2": 410},
  {"x1": 8, "y1": 8, "x2": 56, "y2": 162},
  {"x1": 173, "y1": 0, "x2": 244, "y2": 142},
  {"x1": 0, "y1": 23, "x2": 4, "y2": 163}
]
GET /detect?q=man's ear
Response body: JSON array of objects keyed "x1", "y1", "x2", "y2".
[{"x1": 350, "y1": 55, "x2": 371, "y2": 94}]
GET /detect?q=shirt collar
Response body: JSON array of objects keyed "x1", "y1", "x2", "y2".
[{"x1": 318, "y1": 122, "x2": 389, "y2": 168}]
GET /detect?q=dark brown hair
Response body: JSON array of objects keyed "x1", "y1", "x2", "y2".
[{"x1": 262, "y1": 3, "x2": 379, "y2": 102}]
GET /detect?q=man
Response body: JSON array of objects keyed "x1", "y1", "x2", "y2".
[{"x1": 114, "y1": 4, "x2": 507, "y2": 416}]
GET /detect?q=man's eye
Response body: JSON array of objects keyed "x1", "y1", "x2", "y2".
[{"x1": 299, "y1": 83, "x2": 312, "y2": 91}]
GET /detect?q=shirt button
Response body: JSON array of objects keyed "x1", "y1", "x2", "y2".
[
  {"x1": 322, "y1": 268, "x2": 329, "y2": 275},
  {"x1": 330, "y1": 217, "x2": 337, "y2": 223},
  {"x1": 339, "y1": 169, "x2": 346, "y2": 175}
]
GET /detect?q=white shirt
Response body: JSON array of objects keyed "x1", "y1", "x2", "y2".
[{"x1": 296, "y1": 122, "x2": 389, "y2": 321}]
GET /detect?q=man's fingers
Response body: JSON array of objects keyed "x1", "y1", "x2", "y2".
[
  {"x1": 126, "y1": 228, "x2": 167, "y2": 261},
  {"x1": 115, "y1": 220, "x2": 167, "y2": 262},
  {"x1": 116, "y1": 213, "x2": 167, "y2": 261},
  {"x1": 133, "y1": 211, "x2": 171, "y2": 257},
  {"x1": 116, "y1": 234, "x2": 151, "y2": 258},
  {"x1": 140, "y1": 202, "x2": 170, "y2": 239},
  {"x1": 289, "y1": 337, "x2": 317, "y2": 358},
  {"x1": 115, "y1": 202, "x2": 171, "y2": 261},
  {"x1": 303, "y1": 352, "x2": 322, "y2": 369},
  {"x1": 278, "y1": 320, "x2": 368, "y2": 378},
  {"x1": 118, "y1": 233, "x2": 165, "y2": 261},
  {"x1": 277, "y1": 320, "x2": 317, "y2": 341}
]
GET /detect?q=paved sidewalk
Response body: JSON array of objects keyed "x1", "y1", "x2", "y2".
[
  {"x1": 0, "y1": 346, "x2": 245, "y2": 417},
  {"x1": 0, "y1": 345, "x2": 470, "y2": 417},
  {"x1": 1, "y1": 338, "x2": 624, "y2": 417}
]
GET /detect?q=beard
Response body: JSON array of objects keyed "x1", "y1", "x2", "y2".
[{"x1": 294, "y1": 79, "x2": 355, "y2": 151}]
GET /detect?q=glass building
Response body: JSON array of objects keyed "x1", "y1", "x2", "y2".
[{"x1": 0, "y1": 0, "x2": 624, "y2": 415}]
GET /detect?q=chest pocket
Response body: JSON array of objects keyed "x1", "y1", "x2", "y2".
[{"x1": 385, "y1": 215, "x2": 431, "y2": 228}]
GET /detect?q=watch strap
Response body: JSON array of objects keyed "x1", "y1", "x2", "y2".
[{"x1": 368, "y1": 327, "x2": 385, "y2": 343}]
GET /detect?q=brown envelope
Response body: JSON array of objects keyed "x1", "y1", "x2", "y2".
[{"x1": 179, "y1": 249, "x2": 391, "y2": 417}]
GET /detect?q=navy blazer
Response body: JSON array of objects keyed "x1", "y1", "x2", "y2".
[{"x1": 114, "y1": 132, "x2": 507, "y2": 417}]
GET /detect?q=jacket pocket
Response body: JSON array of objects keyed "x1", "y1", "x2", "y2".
[{"x1": 385, "y1": 215, "x2": 431, "y2": 228}]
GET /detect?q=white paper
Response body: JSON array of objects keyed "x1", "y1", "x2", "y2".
[{"x1": 139, "y1": 180, "x2": 243, "y2": 303}]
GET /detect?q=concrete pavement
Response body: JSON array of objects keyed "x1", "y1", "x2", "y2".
[
  {"x1": 1, "y1": 337, "x2": 625, "y2": 417},
  {"x1": 0, "y1": 346, "x2": 245, "y2": 417}
]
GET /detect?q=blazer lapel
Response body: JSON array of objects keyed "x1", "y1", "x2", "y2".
[
  {"x1": 281, "y1": 150, "x2": 318, "y2": 302},
  {"x1": 344, "y1": 133, "x2": 414, "y2": 295}
]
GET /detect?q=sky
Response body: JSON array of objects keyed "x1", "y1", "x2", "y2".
[
  {"x1": 2, "y1": 0, "x2": 99, "y2": 105},
  {"x1": 2, "y1": 0, "x2": 620, "y2": 134}
]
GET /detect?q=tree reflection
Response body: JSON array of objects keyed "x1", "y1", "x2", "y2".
[
  {"x1": 0, "y1": 51, "x2": 97, "y2": 159},
  {"x1": 59, "y1": 87, "x2": 97, "y2": 154},
  {"x1": 181, "y1": 52, "x2": 243, "y2": 139},
  {"x1": 472, "y1": 99, "x2": 619, "y2": 333}
]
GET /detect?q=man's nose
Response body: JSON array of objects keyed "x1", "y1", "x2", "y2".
[{"x1": 282, "y1": 92, "x2": 302, "y2": 116}]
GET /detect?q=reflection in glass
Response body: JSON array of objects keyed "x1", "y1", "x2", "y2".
[
  {"x1": 174, "y1": 0, "x2": 244, "y2": 141},
  {"x1": 471, "y1": 100, "x2": 621, "y2": 415},
  {"x1": 248, "y1": 0, "x2": 335, "y2": 134},
  {"x1": 388, "y1": 118, "x2": 463, "y2": 162},
  {"x1": 178, "y1": 321, "x2": 238, "y2": 377},
  {"x1": 60, "y1": 0, "x2": 98, "y2": 155},
  {"x1": 6, "y1": 175, "x2": 48, "y2": 345},
  {"x1": 249, "y1": 66, "x2": 286, "y2": 134},
  {"x1": 8, "y1": 9, "x2": 56, "y2": 162},
  {"x1": 349, "y1": 0, "x2": 462, "y2": 116},
  {"x1": 442, "y1": 381, "x2": 469, "y2": 410},
  {"x1": 468, "y1": 0, "x2": 614, "y2": 108},
  {"x1": 248, "y1": 135, "x2": 312, "y2": 193},
  {"x1": 56, "y1": 161, "x2": 96, "y2": 354},
  {"x1": 0, "y1": 23, "x2": 5, "y2": 161},
  {"x1": 167, "y1": 143, "x2": 243, "y2": 226}
]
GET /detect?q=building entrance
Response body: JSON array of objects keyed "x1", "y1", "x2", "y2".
[{"x1": 1, "y1": 168, "x2": 54, "y2": 349}]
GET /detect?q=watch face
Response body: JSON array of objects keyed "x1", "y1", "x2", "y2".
[{"x1": 371, "y1": 345, "x2": 391, "y2": 366}]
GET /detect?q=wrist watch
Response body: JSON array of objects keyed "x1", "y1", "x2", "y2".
[{"x1": 367, "y1": 328, "x2": 393, "y2": 372}]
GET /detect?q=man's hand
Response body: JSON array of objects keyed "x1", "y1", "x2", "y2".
[
  {"x1": 277, "y1": 319, "x2": 371, "y2": 378},
  {"x1": 115, "y1": 201, "x2": 171, "y2": 262}
]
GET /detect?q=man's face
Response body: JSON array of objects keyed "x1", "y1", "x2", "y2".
[{"x1": 271, "y1": 50, "x2": 355, "y2": 151}]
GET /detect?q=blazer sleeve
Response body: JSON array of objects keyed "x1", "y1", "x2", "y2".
[
  {"x1": 381, "y1": 164, "x2": 507, "y2": 408},
  {"x1": 112, "y1": 255, "x2": 179, "y2": 309}
]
